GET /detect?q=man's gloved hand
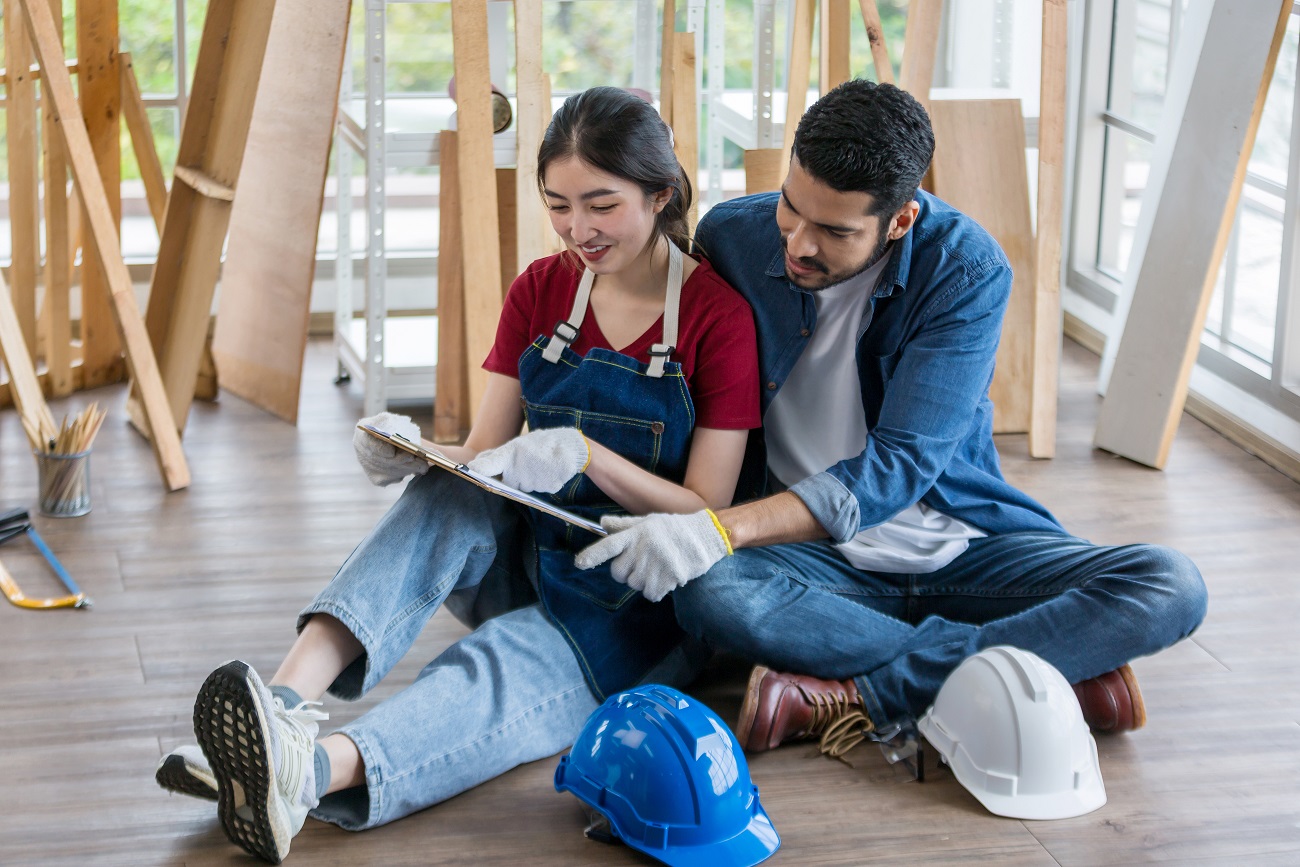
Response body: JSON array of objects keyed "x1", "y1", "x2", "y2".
[
  {"x1": 467, "y1": 427, "x2": 591, "y2": 493},
  {"x1": 353, "y1": 411, "x2": 431, "y2": 487},
  {"x1": 574, "y1": 510, "x2": 732, "y2": 603}
]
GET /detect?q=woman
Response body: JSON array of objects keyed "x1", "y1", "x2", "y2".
[{"x1": 159, "y1": 87, "x2": 760, "y2": 863}]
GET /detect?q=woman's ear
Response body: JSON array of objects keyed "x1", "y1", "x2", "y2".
[{"x1": 650, "y1": 187, "x2": 674, "y2": 214}]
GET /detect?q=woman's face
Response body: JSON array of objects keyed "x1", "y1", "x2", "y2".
[{"x1": 542, "y1": 156, "x2": 669, "y2": 275}]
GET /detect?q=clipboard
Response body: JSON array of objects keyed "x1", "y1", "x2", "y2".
[{"x1": 357, "y1": 424, "x2": 607, "y2": 536}]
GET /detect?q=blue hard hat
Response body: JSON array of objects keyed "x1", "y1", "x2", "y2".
[{"x1": 555, "y1": 684, "x2": 780, "y2": 867}]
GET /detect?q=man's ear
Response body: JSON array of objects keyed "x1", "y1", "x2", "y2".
[{"x1": 887, "y1": 201, "x2": 920, "y2": 241}]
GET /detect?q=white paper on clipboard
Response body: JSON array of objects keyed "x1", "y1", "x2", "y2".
[{"x1": 357, "y1": 424, "x2": 608, "y2": 536}]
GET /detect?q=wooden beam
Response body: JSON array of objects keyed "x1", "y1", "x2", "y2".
[
  {"x1": 74, "y1": 0, "x2": 124, "y2": 388},
  {"x1": 659, "y1": 0, "x2": 677, "y2": 126},
  {"x1": 1029, "y1": 0, "x2": 1068, "y2": 459},
  {"x1": 1095, "y1": 0, "x2": 1291, "y2": 469},
  {"x1": 435, "y1": 131, "x2": 469, "y2": 444},
  {"x1": 513, "y1": 0, "x2": 549, "y2": 272},
  {"x1": 898, "y1": 0, "x2": 941, "y2": 112},
  {"x1": 497, "y1": 168, "x2": 519, "y2": 297},
  {"x1": 857, "y1": 0, "x2": 893, "y2": 84},
  {"x1": 0, "y1": 272, "x2": 56, "y2": 446},
  {"x1": 120, "y1": 53, "x2": 169, "y2": 231},
  {"x1": 671, "y1": 30, "x2": 699, "y2": 231},
  {"x1": 782, "y1": 0, "x2": 816, "y2": 167},
  {"x1": 20, "y1": 0, "x2": 190, "y2": 490},
  {"x1": 928, "y1": 98, "x2": 1036, "y2": 434},
  {"x1": 213, "y1": 0, "x2": 352, "y2": 426},
  {"x1": 135, "y1": 0, "x2": 277, "y2": 437},
  {"x1": 0, "y1": 360, "x2": 85, "y2": 409},
  {"x1": 39, "y1": 0, "x2": 74, "y2": 398},
  {"x1": 820, "y1": 0, "x2": 851, "y2": 95},
  {"x1": 5, "y1": 0, "x2": 41, "y2": 360},
  {"x1": 450, "y1": 0, "x2": 505, "y2": 419}
]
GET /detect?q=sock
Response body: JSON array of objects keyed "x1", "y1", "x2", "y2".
[
  {"x1": 313, "y1": 742, "x2": 331, "y2": 800},
  {"x1": 270, "y1": 684, "x2": 304, "y2": 709}
]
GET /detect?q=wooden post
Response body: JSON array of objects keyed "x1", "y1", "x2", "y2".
[
  {"x1": 858, "y1": 0, "x2": 893, "y2": 84},
  {"x1": 74, "y1": 0, "x2": 124, "y2": 388},
  {"x1": 20, "y1": 0, "x2": 190, "y2": 490},
  {"x1": 659, "y1": 0, "x2": 677, "y2": 125},
  {"x1": 434, "y1": 131, "x2": 469, "y2": 443},
  {"x1": 450, "y1": 0, "x2": 504, "y2": 419},
  {"x1": 928, "y1": 99, "x2": 1036, "y2": 435},
  {"x1": 820, "y1": 0, "x2": 851, "y2": 95},
  {"x1": 514, "y1": 0, "x2": 549, "y2": 272},
  {"x1": 1029, "y1": 0, "x2": 1068, "y2": 459},
  {"x1": 1095, "y1": 0, "x2": 1291, "y2": 468},
  {"x1": 898, "y1": 0, "x2": 941, "y2": 113},
  {"x1": 781, "y1": 0, "x2": 816, "y2": 168},
  {"x1": 4, "y1": 0, "x2": 41, "y2": 360},
  {"x1": 671, "y1": 31, "x2": 699, "y2": 231},
  {"x1": 40, "y1": 0, "x2": 74, "y2": 398}
]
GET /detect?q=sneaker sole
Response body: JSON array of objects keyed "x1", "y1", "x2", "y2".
[
  {"x1": 155, "y1": 754, "x2": 218, "y2": 801},
  {"x1": 736, "y1": 665, "x2": 773, "y2": 752},
  {"x1": 193, "y1": 660, "x2": 292, "y2": 864}
]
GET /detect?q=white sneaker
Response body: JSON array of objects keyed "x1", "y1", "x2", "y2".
[
  {"x1": 155, "y1": 744, "x2": 218, "y2": 801},
  {"x1": 194, "y1": 660, "x2": 328, "y2": 864}
]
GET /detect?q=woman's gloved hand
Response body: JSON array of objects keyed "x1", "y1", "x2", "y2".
[
  {"x1": 575, "y1": 510, "x2": 733, "y2": 603},
  {"x1": 467, "y1": 427, "x2": 591, "y2": 493},
  {"x1": 352, "y1": 411, "x2": 431, "y2": 487}
]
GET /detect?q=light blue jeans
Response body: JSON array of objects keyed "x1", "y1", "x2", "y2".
[
  {"x1": 297, "y1": 470, "x2": 705, "y2": 830},
  {"x1": 673, "y1": 532, "x2": 1207, "y2": 729}
]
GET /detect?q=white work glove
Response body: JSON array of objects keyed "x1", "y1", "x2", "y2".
[
  {"x1": 574, "y1": 510, "x2": 732, "y2": 603},
  {"x1": 467, "y1": 427, "x2": 591, "y2": 493},
  {"x1": 352, "y1": 411, "x2": 431, "y2": 487}
]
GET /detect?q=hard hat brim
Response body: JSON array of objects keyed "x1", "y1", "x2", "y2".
[{"x1": 622, "y1": 802, "x2": 781, "y2": 867}]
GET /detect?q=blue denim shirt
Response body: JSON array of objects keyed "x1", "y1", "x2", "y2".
[{"x1": 695, "y1": 190, "x2": 1063, "y2": 542}]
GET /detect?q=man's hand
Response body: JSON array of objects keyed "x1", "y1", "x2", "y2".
[
  {"x1": 353, "y1": 411, "x2": 431, "y2": 487},
  {"x1": 575, "y1": 510, "x2": 732, "y2": 603},
  {"x1": 467, "y1": 427, "x2": 590, "y2": 493}
]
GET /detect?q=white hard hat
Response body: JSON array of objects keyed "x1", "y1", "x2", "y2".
[{"x1": 917, "y1": 646, "x2": 1107, "y2": 820}]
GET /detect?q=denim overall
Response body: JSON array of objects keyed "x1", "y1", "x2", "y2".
[{"x1": 518, "y1": 244, "x2": 695, "y2": 699}]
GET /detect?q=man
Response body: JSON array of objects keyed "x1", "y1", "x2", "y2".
[{"x1": 577, "y1": 80, "x2": 1207, "y2": 756}]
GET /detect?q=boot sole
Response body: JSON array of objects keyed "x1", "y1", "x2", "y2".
[
  {"x1": 736, "y1": 665, "x2": 773, "y2": 752},
  {"x1": 155, "y1": 754, "x2": 218, "y2": 801},
  {"x1": 193, "y1": 660, "x2": 292, "y2": 864},
  {"x1": 1118, "y1": 663, "x2": 1147, "y2": 730}
]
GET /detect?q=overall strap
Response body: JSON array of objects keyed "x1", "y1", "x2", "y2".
[
  {"x1": 541, "y1": 266, "x2": 596, "y2": 364},
  {"x1": 647, "y1": 243, "x2": 684, "y2": 378}
]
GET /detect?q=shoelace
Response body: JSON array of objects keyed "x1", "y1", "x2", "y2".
[
  {"x1": 272, "y1": 699, "x2": 329, "y2": 800},
  {"x1": 818, "y1": 710, "x2": 875, "y2": 765}
]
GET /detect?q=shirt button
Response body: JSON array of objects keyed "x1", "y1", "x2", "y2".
[
  {"x1": 800, "y1": 328, "x2": 811, "y2": 337},
  {"x1": 767, "y1": 381, "x2": 777, "y2": 390}
]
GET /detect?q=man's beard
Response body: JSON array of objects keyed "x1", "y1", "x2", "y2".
[{"x1": 783, "y1": 226, "x2": 892, "y2": 291}]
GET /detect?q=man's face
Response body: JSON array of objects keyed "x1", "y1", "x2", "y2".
[{"x1": 775, "y1": 157, "x2": 915, "y2": 290}]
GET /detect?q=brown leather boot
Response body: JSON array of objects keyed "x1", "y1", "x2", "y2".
[
  {"x1": 1072, "y1": 663, "x2": 1147, "y2": 733},
  {"x1": 736, "y1": 665, "x2": 874, "y2": 757}
]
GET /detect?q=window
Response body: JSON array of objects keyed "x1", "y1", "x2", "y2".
[{"x1": 1068, "y1": 0, "x2": 1300, "y2": 439}]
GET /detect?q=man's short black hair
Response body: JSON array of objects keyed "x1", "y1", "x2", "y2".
[{"x1": 792, "y1": 79, "x2": 935, "y2": 218}]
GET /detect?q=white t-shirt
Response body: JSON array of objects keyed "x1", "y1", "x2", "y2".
[{"x1": 764, "y1": 257, "x2": 984, "y2": 573}]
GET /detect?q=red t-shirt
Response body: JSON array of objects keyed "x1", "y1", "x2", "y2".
[{"x1": 484, "y1": 252, "x2": 761, "y2": 430}]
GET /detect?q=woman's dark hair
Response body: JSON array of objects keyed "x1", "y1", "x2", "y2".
[
  {"x1": 537, "y1": 86, "x2": 693, "y2": 253},
  {"x1": 792, "y1": 79, "x2": 935, "y2": 219}
]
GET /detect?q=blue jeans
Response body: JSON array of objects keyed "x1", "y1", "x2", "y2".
[
  {"x1": 673, "y1": 532, "x2": 1207, "y2": 728},
  {"x1": 297, "y1": 470, "x2": 706, "y2": 830}
]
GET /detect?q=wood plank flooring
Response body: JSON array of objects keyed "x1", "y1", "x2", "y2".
[{"x1": 1, "y1": 337, "x2": 1297, "y2": 866}]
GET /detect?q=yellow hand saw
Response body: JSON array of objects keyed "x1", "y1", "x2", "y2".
[{"x1": 0, "y1": 507, "x2": 91, "y2": 610}]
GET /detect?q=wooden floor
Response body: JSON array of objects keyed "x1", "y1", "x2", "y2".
[{"x1": 1, "y1": 337, "x2": 1298, "y2": 866}]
